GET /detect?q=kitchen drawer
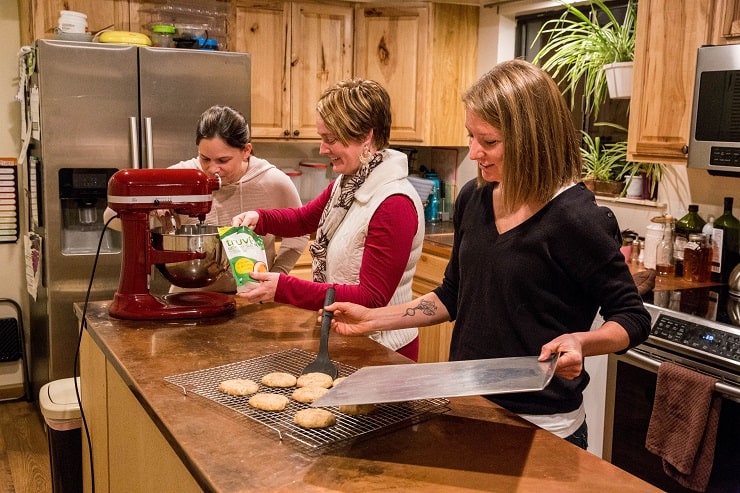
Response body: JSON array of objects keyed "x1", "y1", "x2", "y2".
[{"x1": 414, "y1": 251, "x2": 449, "y2": 287}]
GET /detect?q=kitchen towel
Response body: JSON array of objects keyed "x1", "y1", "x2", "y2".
[
  {"x1": 631, "y1": 268, "x2": 656, "y2": 295},
  {"x1": 645, "y1": 361, "x2": 721, "y2": 492}
]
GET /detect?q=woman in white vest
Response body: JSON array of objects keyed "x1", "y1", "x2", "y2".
[{"x1": 232, "y1": 78, "x2": 424, "y2": 360}]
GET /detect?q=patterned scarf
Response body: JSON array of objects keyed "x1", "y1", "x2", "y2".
[{"x1": 310, "y1": 152, "x2": 383, "y2": 282}]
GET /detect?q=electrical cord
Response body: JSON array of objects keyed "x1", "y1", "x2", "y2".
[{"x1": 72, "y1": 213, "x2": 118, "y2": 493}]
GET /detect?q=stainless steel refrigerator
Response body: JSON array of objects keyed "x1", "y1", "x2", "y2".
[{"x1": 23, "y1": 39, "x2": 251, "y2": 397}]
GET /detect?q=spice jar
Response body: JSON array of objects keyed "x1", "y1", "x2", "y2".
[{"x1": 683, "y1": 233, "x2": 710, "y2": 282}]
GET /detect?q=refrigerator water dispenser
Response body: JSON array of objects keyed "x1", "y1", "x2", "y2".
[{"x1": 59, "y1": 168, "x2": 120, "y2": 256}]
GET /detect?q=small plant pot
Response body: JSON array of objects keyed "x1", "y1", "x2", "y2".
[
  {"x1": 604, "y1": 61, "x2": 633, "y2": 99},
  {"x1": 586, "y1": 179, "x2": 625, "y2": 197},
  {"x1": 625, "y1": 174, "x2": 644, "y2": 198}
]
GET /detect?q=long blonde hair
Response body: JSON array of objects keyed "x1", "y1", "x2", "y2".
[{"x1": 462, "y1": 59, "x2": 582, "y2": 212}]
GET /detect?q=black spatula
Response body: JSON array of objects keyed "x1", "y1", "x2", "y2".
[{"x1": 301, "y1": 287, "x2": 338, "y2": 378}]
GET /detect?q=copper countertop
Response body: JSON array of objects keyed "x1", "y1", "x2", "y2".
[{"x1": 80, "y1": 299, "x2": 659, "y2": 492}]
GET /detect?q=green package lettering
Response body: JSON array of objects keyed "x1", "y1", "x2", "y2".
[{"x1": 218, "y1": 226, "x2": 268, "y2": 292}]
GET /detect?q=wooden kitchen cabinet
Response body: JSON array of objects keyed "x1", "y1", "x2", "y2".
[
  {"x1": 233, "y1": 1, "x2": 353, "y2": 140},
  {"x1": 80, "y1": 331, "x2": 204, "y2": 493},
  {"x1": 717, "y1": 0, "x2": 740, "y2": 40},
  {"x1": 413, "y1": 244, "x2": 454, "y2": 363},
  {"x1": 354, "y1": 2, "x2": 478, "y2": 146},
  {"x1": 627, "y1": 0, "x2": 727, "y2": 165},
  {"x1": 18, "y1": 0, "x2": 135, "y2": 45}
]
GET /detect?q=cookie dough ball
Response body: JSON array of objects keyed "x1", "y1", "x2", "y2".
[
  {"x1": 218, "y1": 379, "x2": 259, "y2": 396},
  {"x1": 291, "y1": 386, "x2": 329, "y2": 404},
  {"x1": 338, "y1": 404, "x2": 376, "y2": 416},
  {"x1": 261, "y1": 372, "x2": 297, "y2": 388},
  {"x1": 294, "y1": 408, "x2": 337, "y2": 429},
  {"x1": 248, "y1": 393, "x2": 289, "y2": 411},
  {"x1": 297, "y1": 372, "x2": 334, "y2": 389}
]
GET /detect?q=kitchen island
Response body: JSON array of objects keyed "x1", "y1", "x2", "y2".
[{"x1": 78, "y1": 299, "x2": 659, "y2": 492}]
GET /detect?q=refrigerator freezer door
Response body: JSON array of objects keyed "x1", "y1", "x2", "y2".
[
  {"x1": 138, "y1": 48, "x2": 251, "y2": 169},
  {"x1": 36, "y1": 40, "x2": 140, "y2": 169}
]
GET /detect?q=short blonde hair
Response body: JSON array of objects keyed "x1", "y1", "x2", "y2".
[
  {"x1": 317, "y1": 78, "x2": 391, "y2": 150},
  {"x1": 463, "y1": 59, "x2": 581, "y2": 212}
]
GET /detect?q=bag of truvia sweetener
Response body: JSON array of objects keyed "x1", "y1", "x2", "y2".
[{"x1": 218, "y1": 226, "x2": 268, "y2": 292}]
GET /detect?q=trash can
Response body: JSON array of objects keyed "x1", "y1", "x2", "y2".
[{"x1": 39, "y1": 377, "x2": 82, "y2": 493}]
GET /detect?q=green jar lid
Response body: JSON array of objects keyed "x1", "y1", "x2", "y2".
[{"x1": 152, "y1": 24, "x2": 176, "y2": 34}]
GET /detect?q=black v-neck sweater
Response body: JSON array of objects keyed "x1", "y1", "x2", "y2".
[{"x1": 434, "y1": 180, "x2": 650, "y2": 415}]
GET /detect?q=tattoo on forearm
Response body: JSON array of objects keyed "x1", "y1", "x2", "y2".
[{"x1": 404, "y1": 300, "x2": 436, "y2": 317}]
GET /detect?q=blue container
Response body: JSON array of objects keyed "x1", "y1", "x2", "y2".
[{"x1": 424, "y1": 172, "x2": 441, "y2": 223}]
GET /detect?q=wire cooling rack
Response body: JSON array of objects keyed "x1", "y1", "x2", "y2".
[{"x1": 164, "y1": 348, "x2": 449, "y2": 451}]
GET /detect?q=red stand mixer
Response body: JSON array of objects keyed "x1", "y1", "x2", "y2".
[{"x1": 107, "y1": 168, "x2": 236, "y2": 319}]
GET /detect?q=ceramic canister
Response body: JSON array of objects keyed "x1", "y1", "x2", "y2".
[{"x1": 643, "y1": 223, "x2": 665, "y2": 270}]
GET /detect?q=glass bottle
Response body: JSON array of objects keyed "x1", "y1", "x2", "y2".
[
  {"x1": 684, "y1": 233, "x2": 710, "y2": 282},
  {"x1": 711, "y1": 197, "x2": 740, "y2": 283},
  {"x1": 674, "y1": 205, "x2": 706, "y2": 277},
  {"x1": 656, "y1": 214, "x2": 675, "y2": 276},
  {"x1": 702, "y1": 215, "x2": 715, "y2": 240}
]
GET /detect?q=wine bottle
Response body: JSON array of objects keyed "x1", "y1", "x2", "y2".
[{"x1": 710, "y1": 197, "x2": 740, "y2": 283}]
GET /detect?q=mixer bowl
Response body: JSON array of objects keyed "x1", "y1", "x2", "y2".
[{"x1": 151, "y1": 225, "x2": 228, "y2": 288}]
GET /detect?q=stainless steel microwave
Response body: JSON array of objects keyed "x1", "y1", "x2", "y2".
[{"x1": 687, "y1": 44, "x2": 740, "y2": 176}]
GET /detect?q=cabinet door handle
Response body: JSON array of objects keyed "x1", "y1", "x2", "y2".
[
  {"x1": 293, "y1": 130, "x2": 300, "y2": 137},
  {"x1": 681, "y1": 145, "x2": 689, "y2": 155},
  {"x1": 284, "y1": 129, "x2": 290, "y2": 137}
]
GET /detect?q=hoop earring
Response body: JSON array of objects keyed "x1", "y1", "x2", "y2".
[{"x1": 359, "y1": 145, "x2": 372, "y2": 166}]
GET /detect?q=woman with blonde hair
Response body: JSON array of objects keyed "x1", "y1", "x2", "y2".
[{"x1": 324, "y1": 60, "x2": 651, "y2": 449}]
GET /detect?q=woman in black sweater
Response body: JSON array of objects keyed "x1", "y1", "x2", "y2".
[{"x1": 324, "y1": 59, "x2": 651, "y2": 450}]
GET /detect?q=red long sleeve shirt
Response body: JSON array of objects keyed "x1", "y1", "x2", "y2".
[{"x1": 254, "y1": 181, "x2": 418, "y2": 310}]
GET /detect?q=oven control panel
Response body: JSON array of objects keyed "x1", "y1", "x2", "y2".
[{"x1": 652, "y1": 314, "x2": 740, "y2": 362}]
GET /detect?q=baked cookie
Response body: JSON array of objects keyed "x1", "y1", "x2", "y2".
[
  {"x1": 294, "y1": 408, "x2": 336, "y2": 429},
  {"x1": 291, "y1": 386, "x2": 329, "y2": 404},
  {"x1": 217, "y1": 378, "x2": 259, "y2": 396},
  {"x1": 296, "y1": 372, "x2": 334, "y2": 389},
  {"x1": 261, "y1": 372, "x2": 297, "y2": 388},
  {"x1": 248, "y1": 393, "x2": 289, "y2": 411},
  {"x1": 332, "y1": 377, "x2": 346, "y2": 387},
  {"x1": 338, "y1": 404, "x2": 376, "y2": 416}
]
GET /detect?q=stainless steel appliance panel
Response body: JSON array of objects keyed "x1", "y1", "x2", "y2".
[
  {"x1": 138, "y1": 47, "x2": 251, "y2": 168},
  {"x1": 25, "y1": 40, "x2": 251, "y2": 397},
  {"x1": 603, "y1": 290, "x2": 740, "y2": 492},
  {"x1": 36, "y1": 40, "x2": 139, "y2": 168},
  {"x1": 687, "y1": 43, "x2": 740, "y2": 175}
]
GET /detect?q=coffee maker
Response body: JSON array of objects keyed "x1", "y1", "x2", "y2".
[{"x1": 107, "y1": 168, "x2": 236, "y2": 320}]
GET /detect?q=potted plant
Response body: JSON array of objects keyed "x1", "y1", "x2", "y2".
[
  {"x1": 533, "y1": 0, "x2": 637, "y2": 118},
  {"x1": 580, "y1": 131, "x2": 627, "y2": 196},
  {"x1": 617, "y1": 158, "x2": 664, "y2": 200}
]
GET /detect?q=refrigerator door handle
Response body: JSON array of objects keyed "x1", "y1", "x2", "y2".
[
  {"x1": 129, "y1": 117, "x2": 140, "y2": 169},
  {"x1": 144, "y1": 117, "x2": 154, "y2": 169}
]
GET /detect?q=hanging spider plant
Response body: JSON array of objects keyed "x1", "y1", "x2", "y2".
[{"x1": 533, "y1": 0, "x2": 636, "y2": 119}]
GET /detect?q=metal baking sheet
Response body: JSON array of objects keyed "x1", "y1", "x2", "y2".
[
  {"x1": 313, "y1": 354, "x2": 559, "y2": 407},
  {"x1": 164, "y1": 348, "x2": 448, "y2": 451}
]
